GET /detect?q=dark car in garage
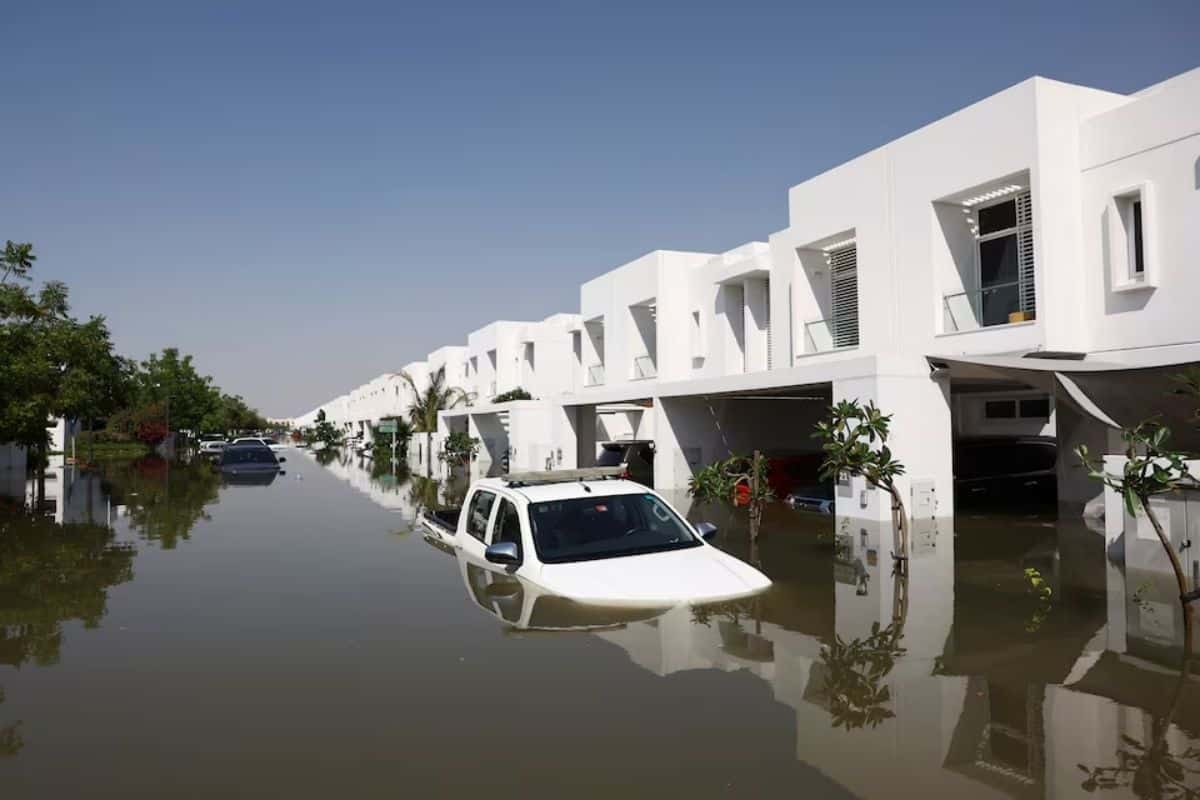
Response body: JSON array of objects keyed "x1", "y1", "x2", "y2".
[
  {"x1": 954, "y1": 436, "x2": 1057, "y2": 507},
  {"x1": 596, "y1": 440, "x2": 655, "y2": 487}
]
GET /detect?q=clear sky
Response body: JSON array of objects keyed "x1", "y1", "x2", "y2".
[{"x1": 3, "y1": 0, "x2": 1198, "y2": 418}]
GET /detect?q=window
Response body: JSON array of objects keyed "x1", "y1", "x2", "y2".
[
  {"x1": 1019, "y1": 397, "x2": 1050, "y2": 419},
  {"x1": 984, "y1": 400, "x2": 1016, "y2": 419},
  {"x1": 983, "y1": 396, "x2": 1050, "y2": 420},
  {"x1": 528, "y1": 493, "x2": 700, "y2": 564},
  {"x1": 490, "y1": 498, "x2": 523, "y2": 559},
  {"x1": 465, "y1": 490, "x2": 497, "y2": 541},
  {"x1": 1132, "y1": 200, "x2": 1144, "y2": 275},
  {"x1": 974, "y1": 192, "x2": 1035, "y2": 326},
  {"x1": 1111, "y1": 186, "x2": 1154, "y2": 288}
]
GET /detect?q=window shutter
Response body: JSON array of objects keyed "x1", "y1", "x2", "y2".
[
  {"x1": 829, "y1": 245, "x2": 859, "y2": 348},
  {"x1": 1017, "y1": 192, "x2": 1035, "y2": 315}
]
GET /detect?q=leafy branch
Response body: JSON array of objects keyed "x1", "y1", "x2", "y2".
[{"x1": 814, "y1": 399, "x2": 910, "y2": 563}]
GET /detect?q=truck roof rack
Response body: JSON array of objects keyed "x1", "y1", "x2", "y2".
[{"x1": 502, "y1": 465, "x2": 627, "y2": 487}]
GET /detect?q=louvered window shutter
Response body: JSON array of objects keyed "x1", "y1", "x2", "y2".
[
  {"x1": 829, "y1": 246, "x2": 859, "y2": 348},
  {"x1": 1016, "y1": 192, "x2": 1036, "y2": 316}
]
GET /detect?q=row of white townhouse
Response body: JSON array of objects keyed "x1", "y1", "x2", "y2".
[{"x1": 292, "y1": 66, "x2": 1200, "y2": 523}]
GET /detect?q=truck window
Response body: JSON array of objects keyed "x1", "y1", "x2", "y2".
[
  {"x1": 490, "y1": 498, "x2": 523, "y2": 557},
  {"x1": 466, "y1": 490, "x2": 497, "y2": 541}
]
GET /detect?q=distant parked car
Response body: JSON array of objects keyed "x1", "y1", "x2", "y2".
[
  {"x1": 219, "y1": 443, "x2": 286, "y2": 475},
  {"x1": 232, "y1": 436, "x2": 286, "y2": 454},
  {"x1": 595, "y1": 440, "x2": 655, "y2": 487},
  {"x1": 954, "y1": 436, "x2": 1057, "y2": 506},
  {"x1": 198, "y1": 436, "x2": 227, "y2": 456},
  {"x1": 784, "y1": 484, "x2": 835, "y2": 514}
]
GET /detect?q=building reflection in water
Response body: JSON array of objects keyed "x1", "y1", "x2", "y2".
[{"x1": 445, "y1": 493, "x2": 1200, "y2": 799}]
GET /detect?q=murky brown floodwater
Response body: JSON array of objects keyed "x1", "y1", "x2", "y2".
[{"x1": 1, "y1": 450, "x2": 1197, "y2": 799}]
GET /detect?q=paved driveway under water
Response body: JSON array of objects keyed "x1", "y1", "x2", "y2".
[{"x1": 1, "y1": 451, "x2": 1197, "y2": 799}]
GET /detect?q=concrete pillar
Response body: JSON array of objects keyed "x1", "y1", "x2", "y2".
[
  {"x1": 653, "y1": 397, "x2": 702, "y2": 492},
  {"x1": 832, "y1": 356, "x2": 954, "y2": 522}
]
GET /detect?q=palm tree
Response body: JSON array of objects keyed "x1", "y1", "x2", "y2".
[{"x1": 399, "y1": 367, "x2": 471, "y2": 474}]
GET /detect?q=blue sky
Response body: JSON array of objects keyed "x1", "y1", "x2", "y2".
[{"x1": 3, "y1": 0, "x2": 1198, "y2": 417}]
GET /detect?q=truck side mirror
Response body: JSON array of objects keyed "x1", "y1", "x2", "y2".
[
  {"x1": 485, "y1": 541, "x2": 521, "y2": 565},
  {"x1": 695, "y1": 522, "x2": 718, "y2": 541}
]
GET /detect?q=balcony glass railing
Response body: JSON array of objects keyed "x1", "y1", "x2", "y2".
[
  {"x1": 943, "y1": 281, "x2": 1032, "y2": 332},
  {"x1": 632, "y1": 355, "x2": 657, "y2": 380},
  {"x1": 586, "y1": 364, "x2": 605, "y2": 387},
  {"x1": 488, "y1": 381, "x2": 497, "y2": 398},
  {"x1": 804, "y1": 319, "x2": 835, "y2": 354}
]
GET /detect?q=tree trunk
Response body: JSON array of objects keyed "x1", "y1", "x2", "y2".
[
  {"x1": 886, "y1": 482, "x2": 909, "y2": 570},
  {"x1": 749, "y1": 450, "x2": 763, "y2": 543},
  {"x1": 1140, "y1": 495, "x2": 1194, "y2": 656}
]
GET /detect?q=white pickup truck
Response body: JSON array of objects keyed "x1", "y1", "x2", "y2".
[{"x1": 419, "y1": 468, "x2": 771, "y2": 607}]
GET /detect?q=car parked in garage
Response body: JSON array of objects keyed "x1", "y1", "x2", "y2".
[
  {"x1": 954, "y1": 436, "x2": 1057, "y2": 506},
  {"x1": 595, "y1": 440, "x2": 655, "y2": 487}
]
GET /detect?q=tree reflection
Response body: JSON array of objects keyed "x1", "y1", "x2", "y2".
[
  {"x1": 0, "y1": 509, "x2": 136, "y2": 757},
  {"x1": 99, "y1": 456, "x2": 220, "y2": 549},
  {"x1": 816, "y1": 569, "x2": 909, "y2": 731},
  {"x1": 1080, "y1": 653, "x2": 1200, "y2": 800},
  {"x1": 0, "y1": 686, "x2": 21, "y2": 757}
]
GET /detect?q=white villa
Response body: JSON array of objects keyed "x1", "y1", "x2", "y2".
[{"x1": 291, "y1": 65, "x2": 1200, "y2": 526}]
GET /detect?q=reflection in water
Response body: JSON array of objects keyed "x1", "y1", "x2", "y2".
[
  {"x1": 3, "y1": 450, "x2": 1199, "y2": 797},
  {"x1": 97, "y1": 456, "x2": 221, "y2": 549},
  {"x1": 0, "y1": 508, "x2": 137, "y2": 757},
  {"x1": 438, "y1": 486, "x2": 1200, "y2": 799}
]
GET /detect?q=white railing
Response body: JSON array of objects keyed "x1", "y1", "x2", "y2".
[
  {"x1": 632, "y1": 355, "x2": 657, "y2": 380},
  {"x1": 586, "y1": 364, "x2": 605, "y2": 386},
  {"x1": 943, "y1": 282, "x2": 1028, "y2": 333}
]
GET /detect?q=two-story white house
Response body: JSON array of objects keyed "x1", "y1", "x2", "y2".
[{"x1": 300, "y1": 65, "x2": 1200, "y2": 524}]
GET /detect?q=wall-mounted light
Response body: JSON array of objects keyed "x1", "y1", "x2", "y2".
[
  {"x1": 961, "y1": 184, "x2": 1024, "y2": 207},
  {"x1": 821, "y1": 237, "x2": 857, "y2": 253}
]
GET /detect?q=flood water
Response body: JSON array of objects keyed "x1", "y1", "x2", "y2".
[{"x1": 2, "y1": 450, "x2": 1198, "y2": 799}]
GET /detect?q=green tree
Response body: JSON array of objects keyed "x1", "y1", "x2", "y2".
[
  {"x1": 370, "y1": 417, "x2": 412, "y2": 463},
  {"x1": 0, "y1": 241, "x2": 35, "y2": 285},
  {"x1": 688, "y1": 452, "x2": 773, "y2": 542},
  {"x1": 814, "y1": 399, "x2": 910, "y2": 564},
  {"x1": 440, "y1": 430, "x2": 480, "y2": 468},
  {"x1": 1, "y1": 249, "x2": 124, "y2": 473},
  {"x1": 400, "y1": 367, "x2": 471, "y2": 472}
]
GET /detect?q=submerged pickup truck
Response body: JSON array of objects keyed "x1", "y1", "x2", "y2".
[{"x1": 419, "y1": 467, "x2": 771, "y2": 607}]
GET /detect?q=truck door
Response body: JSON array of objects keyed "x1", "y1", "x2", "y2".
[{"x1": 460, "y1": 488, "x2": 498, "y2": 561}]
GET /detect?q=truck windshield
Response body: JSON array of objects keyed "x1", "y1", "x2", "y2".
[{"x1": 528, "y1": 493, "x2": 700, "y2": 564}]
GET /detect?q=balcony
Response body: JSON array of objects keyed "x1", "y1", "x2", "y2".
[
  {"x1": 632, "y1": 355, "x2": 657, "y2": 381},
  {"x1": 586, "y1": 364, "x2": 606, "y2": 387},
  {"x1": 943, "y1": 282, "x2": 1034, "y2": 333}
]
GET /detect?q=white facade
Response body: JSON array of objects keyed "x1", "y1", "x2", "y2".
[{"x1": 297, "y1": 65, "x2": 1200, "y2": 523}]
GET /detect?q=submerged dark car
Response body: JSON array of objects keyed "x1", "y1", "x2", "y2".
[
  {"x1": 219, "y1": 443, "x2": 286, "y2": 475},
  {"x1": 595, "y1": 440, "x2": 655, "y2": 487},
  {"x1": 954, "y1": 436, "x2": 1057, "y2": 507}
]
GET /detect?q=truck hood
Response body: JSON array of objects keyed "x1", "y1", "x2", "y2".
[{"x1": 534, "y1": 546, "x2": 770, "y2": 607}]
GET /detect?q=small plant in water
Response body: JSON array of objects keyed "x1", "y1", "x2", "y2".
[{"x1": 1024, "y1": 566, "x2": 1054, "y2": 633}]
